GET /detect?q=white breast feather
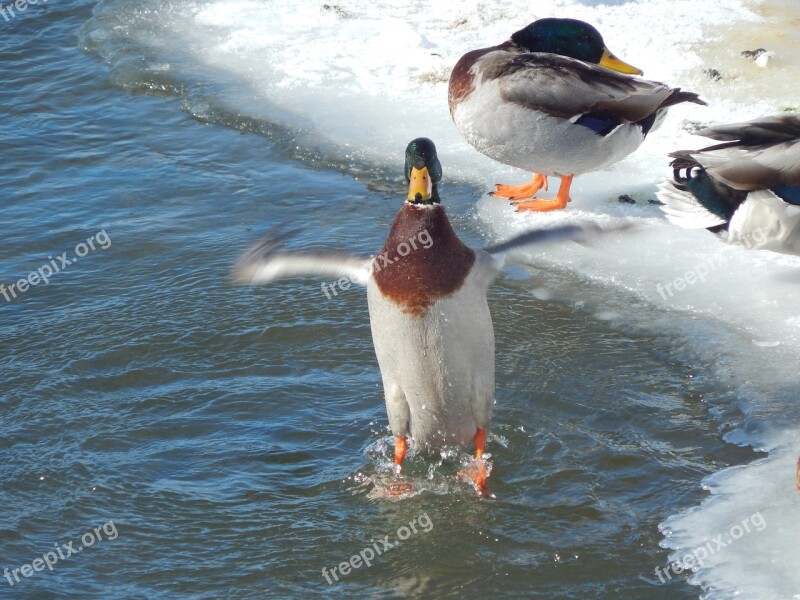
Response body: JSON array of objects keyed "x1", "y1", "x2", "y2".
[{"x1": 366, "y1": 251, "x2": 496, "y2": 447}]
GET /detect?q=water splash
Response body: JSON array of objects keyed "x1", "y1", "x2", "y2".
[{"x1": 346, "y1": 434, "x2": 494, "y2": 501}]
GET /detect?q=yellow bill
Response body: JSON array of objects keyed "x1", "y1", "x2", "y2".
[
  {"x1": 407, "y1": 166, "x2": 433, "y2": 202},
  {"x1": 600, "y1": 49, "x2": 643, "y2": 75}
]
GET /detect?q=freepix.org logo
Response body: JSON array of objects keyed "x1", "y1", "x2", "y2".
[
  {"x1": 1, "y1": 0, "x2": 48, "y2": 23},
  {"x1": 321, "y1": 512, "x2": 433, "y2": 585},
  {"x1": 4, "y1": 521, "x2": 118, "y2": 587},
  {"x1": 1, "y1": 230, "x2": 111, "y2": 303},
  {"x1": 654, "y1": 511, "x2": 766, "y2": 584}
]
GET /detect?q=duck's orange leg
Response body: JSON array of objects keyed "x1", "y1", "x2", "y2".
[
  {"x1": 394, "y1": 436, "x2": 408, "y2": 467},
  {"x1": 514, "y1": 175, "x2": 573, "y2": 212},
  {"x1": 472, "y1": 428, "x2": 489, "y2": 496},
  {"x1": 388, "y1": 436, "x2": 412, "y2": 495},
  {"x1": 474, "y1": 428, "x2": 486, "y2": 460},
  {"x1": 491, "y1": 173, "x2": 548, "y2": 200}
]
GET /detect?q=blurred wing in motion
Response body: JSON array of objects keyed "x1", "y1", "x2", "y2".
[
  {"x1": 234, "y1": 226, "x2": 372, "y2": 286},
  {"x1": 484, "y1": 222, "x2": 635, "y2": 270}
]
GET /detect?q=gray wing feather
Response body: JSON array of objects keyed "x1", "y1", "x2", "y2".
[
  {"x1": 691, "y1": 115, "x2": 800, "y2": 190},
  {"x1": 234, "y1": 227, "x2": 371, "y2": 286},
  {"x1": 699, "y1": 114, "x2": 800, "y2": 144},
  {"x1": 493, "y1": 53, "x2": 704, "y2": 121},
  {"x1": 484, "y1": 222, "x2": 635, "y2": 270}
]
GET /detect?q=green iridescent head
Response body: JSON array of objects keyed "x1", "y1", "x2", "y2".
[
  {"x1": 511, "y1": 18, "x2": 642, "y2": 75},
  {"x1": 404, "y1": 138, "x2": 442, "y2": 204}
]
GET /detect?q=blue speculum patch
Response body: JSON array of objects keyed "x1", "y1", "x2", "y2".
[{"x1": 773, "y1": 184, "x2": 800, "y2": 205}]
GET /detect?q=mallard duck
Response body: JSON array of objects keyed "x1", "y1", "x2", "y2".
[
  {"x1": 657, "y1": 114, "x2": 800, "y2": 254},
  {"x1": 235, "y1": 138, "x2": 620, "y2": 496},
  {"x1": 448, "y1": 17, "x2": 706, "y2": 211}
]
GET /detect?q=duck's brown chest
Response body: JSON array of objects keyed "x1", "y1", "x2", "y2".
[{"x1": 372, "y1": 204, "x2": 475, "y2": 316}]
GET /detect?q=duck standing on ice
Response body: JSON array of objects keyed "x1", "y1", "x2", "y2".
[
  {"x1": 235, "y1": 138, "x2": 621, "y2": 495},
  {"x1": 658, "y1": 113, "x2": 800, "y2": 254},
  {"x1": 448, "y1": 17, "x2": 705, "y2": 211}
]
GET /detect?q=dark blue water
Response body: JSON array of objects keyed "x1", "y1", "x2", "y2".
[{"x1": 0, "y1": 2, "x2": 760, "y2": 598}]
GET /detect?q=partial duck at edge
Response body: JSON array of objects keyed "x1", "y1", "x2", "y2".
[{"x1": 658, "y1": 113, "x2": 800, "y2": 254}]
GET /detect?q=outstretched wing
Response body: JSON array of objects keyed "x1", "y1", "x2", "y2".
[
  {"x1": 234, "y1": 226, "x2": 372, "y2": 286},
  {"x1": 483, "y1": 222, "x2": 635, "y2": 271}
]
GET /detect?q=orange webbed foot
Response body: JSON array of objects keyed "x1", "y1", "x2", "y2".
[
  {"x1": 461, "y1": 459, "x2": 490, "y2": 497},
  {"x1": 490, "y1": 174, "x2": 548, "y2": 200},
  {"x1": 513, "y1": 197, "x2": 570, "y2": 212},
  {"x1": 388, "y1": 479, "x2": 413, "y2": 496},
  {"x1": 459, "y1": 428, "x2": 492, "y2": 497},
  {"x1": 513, "y1": 175, "x2": 574, "y2": 212}
]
